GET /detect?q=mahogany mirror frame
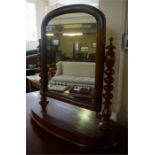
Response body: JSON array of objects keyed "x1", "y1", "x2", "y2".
[{"x1": 40, "y1": 4, "x2": 106, "y2": 112}]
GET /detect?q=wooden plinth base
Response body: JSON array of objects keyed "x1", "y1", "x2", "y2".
[{"x1": 31, "y1": 95, "x2": 119, "y2": 149}]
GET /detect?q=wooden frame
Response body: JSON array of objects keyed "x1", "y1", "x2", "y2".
[{"x1": 40, "y1": 4, "x2": 106, "y2": 112}]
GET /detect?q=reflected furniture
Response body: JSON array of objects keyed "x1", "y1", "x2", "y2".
[
  {"x1": 50, "y1": 61, "x2": 95, "y2": 87},
  {"x1": 26, "y1": 39, "x2": 57, "y2": 92},
  {"x1": 27, "y1": 58, "x2": 95, "y2": 91},
  {"x1": 26, "y1": 51, "x2": 40, "y2": 92},
  {"x1": 26, "y1": 52, "x2": 40, "y2": 76},
  {"x1": 87, "y1": 52, "x2": 96, "y2": 62},
  {"x1": 26, "y1": 49, "x2": 40, "y2": 69},
  {"x1": 27, "y1": 74, "x2": 40, "y2": 92},
  {"x1": 27, "y1": 65, "x2": 57, "y2": 92},
  {"x1": 74, "y1": 52, "x2": 88, "y2": 62}
]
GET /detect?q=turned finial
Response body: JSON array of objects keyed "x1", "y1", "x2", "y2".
[
  {"x1": 109, "y1": 37, "x2": 113, "y2": 45},
  {"x1": 106, "y1": 37, "x2": 116, "y2": 51}
]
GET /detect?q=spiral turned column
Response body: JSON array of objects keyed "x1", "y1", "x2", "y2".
[
  {"x1": 38, "y1": 39, "x2": 48, "y2": 113},
  {"x1": 99, "y1": 37, "x2": 116, "y2": 129}
]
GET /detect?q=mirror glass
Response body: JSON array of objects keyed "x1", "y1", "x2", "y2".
[{"x1": 45, "y1": 13, "x2": 97, "y2": 106}]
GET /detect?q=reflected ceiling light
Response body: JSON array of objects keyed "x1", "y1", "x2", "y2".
[
  {"x1": 63, "y1": 24, "x2": 82, "y2": 29},
  {"x1": 62, "y1": 33, "x2": 83, "y2": 36},
  {"x1": 78, "y1": 109, "x2": 92, "y2": 122},
  {"x1": 46, "y1": 33, "x2": 54, "y2": 36}
]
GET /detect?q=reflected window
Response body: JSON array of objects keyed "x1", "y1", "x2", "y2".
[
  {"x1": 26, "y1": 2, "x2": 37, "y2": 41},
  {"x1": 47, "y1": 0, "x2": 99, "y2": 10}
]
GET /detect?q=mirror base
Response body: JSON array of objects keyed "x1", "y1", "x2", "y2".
[{"x1": 31, "y1": 92, "x2": 119, "y2": 149}]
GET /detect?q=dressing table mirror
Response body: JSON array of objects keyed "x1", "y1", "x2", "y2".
[
  {"x1": 31, "y1": 4, "x2": 119, "y2": 149},
  {"x1": 40, "y1": 5, "x2": 105, "y2": 112},
  {"x1": 45, "y1": 12, "x2": 97, "y2": 110}
]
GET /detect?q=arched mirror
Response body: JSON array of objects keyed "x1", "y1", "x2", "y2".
[{"x1": 40, "y1": 4, "x2": 106, "y2": 112}]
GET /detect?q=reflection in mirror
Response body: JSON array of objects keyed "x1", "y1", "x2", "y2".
[{"x1": 45, "y1": 13, "x2": 97, "y2": 105}]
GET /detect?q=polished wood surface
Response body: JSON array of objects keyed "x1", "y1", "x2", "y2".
[
  {"x1": 32, "y1": 94, "x2": 119, "y2": 148},
  {"x1": 27, "y1": 91, "x2": 128, "y2": 154},
  {"x1": 31, "y1": 92, "x2": 119, "y2": 149}
]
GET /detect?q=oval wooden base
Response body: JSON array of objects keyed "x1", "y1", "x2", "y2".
[{"x1": 31, "y1": 97, "x2": 119, "y2": 149}]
